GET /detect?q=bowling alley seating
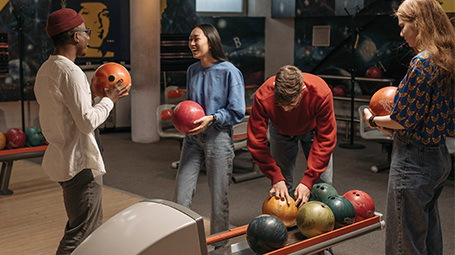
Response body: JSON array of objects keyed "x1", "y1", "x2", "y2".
[
  {"x1": 164, "y1": 85, "x2": 186, "y2": 105},
  {"x1": 233, "y1": 115, "x2": 249, "y2": 152},
  {"x1": 157, "y1": 104, "x2": 184, "y2": 169},
  {"x1": 231, "y1": 116, "x2": 265, "y2": 183},
  {"x1": 358, "y1": 105, "x2": 393, "y2": 173}
]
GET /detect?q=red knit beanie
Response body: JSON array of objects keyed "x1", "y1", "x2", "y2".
[{"x1": 46, "y1": 8, "x2": 84, "y2": 37}]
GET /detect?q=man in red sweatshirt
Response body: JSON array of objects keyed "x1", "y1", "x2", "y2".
[{"x1": 247, "y1": 65, "x2": 337, "y2": 207}]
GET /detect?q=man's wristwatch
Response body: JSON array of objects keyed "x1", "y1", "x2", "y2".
[
  {"x1": 211, "y1": 114, "x2": 217, "y2": 123},
  {"x1": 369, "y1": 115, "x2": 378, "y2": 127}
]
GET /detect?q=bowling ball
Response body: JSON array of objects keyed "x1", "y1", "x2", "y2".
[
  {"x1": 246, "y1": 214, "x2": 288, "y2": 254},
  {"x1": 322, "y1": 195, "x2": 356, "y2": 229},
  {"x1": 343, "y1": 190, "x2": 375, "y2": 222},
  {"x1": 369, "y1": 86, "x2": 397, "y2": 116},
  {"x1": 332, "y1": 85, "x2": 347, "y2": 97},
  {"x1": 160, "y1": 109, "x2": 173, "y2": 121},
  {"x1": 312, "y1": 183, "x2": 338, "y2": 202},
  {"x1": 365, "y1": 66, "x2": 382, "y2": 79},
  {"x1": 309, "y1": 191, "x2": 318, "y2": 202},
  {"x1": 5, "y1": 128, "x2": 26, "y2": 149},
  {"x1": 0, "y1": 131, "x2": 5, "y2": 150},
  {"x1": 262, "y1": 196, "x2": 298, "y2": 227},
  {"x1": 92, "y1": 62, "x2": 131, "y2": 98},
  {"x1": 296, "y1": 201, "x2": 335, "y2": 238},
  {"x1": 172, "y1": 100, "x2": 205, "y2": 134},
  {"x1": 167, "y1": 89, "x2": 182, "y2": 99},
  {"x1": 25, "y1": 126, "x2": 45, "y2": 147}
]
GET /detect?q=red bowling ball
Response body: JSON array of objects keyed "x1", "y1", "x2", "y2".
[
  {"x1": 343, "y1": 190, "x2": 375, "y2": 222},
  {"x1": 172, "y1": 100, "x2": 205, "y2": 134},
  {"x1": 92, "y1": 62, "x2": 131, "y2": 98},
  {"x1": 369, "y1": 86, "x2": 397, "y2": 116},
  {"x1": 5, "y1": 128, "x2": 26, "y2": 149},
  {"x1": 332, "y1": 85, "x2": 347, "y2": 97},
  {"x1": 366, "y1": 66, "x2": 382, "y2": 79}
]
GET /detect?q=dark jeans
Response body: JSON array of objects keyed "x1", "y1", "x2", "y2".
[
  {"x1": 56, "y1": 169, "x2": 103, "y2": 255},
  {"x1": 386, "y1": 134, "x2": 451, "y2": 254},
  {"x1": 269, "y1": 123, "x2": 333, "y2": 190}
]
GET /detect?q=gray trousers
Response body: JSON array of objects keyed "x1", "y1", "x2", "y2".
[{"x1": 56, "y1": 169, "x2": 103, "y2": 255}]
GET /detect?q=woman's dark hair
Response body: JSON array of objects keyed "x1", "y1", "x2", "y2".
[{"x1": 196, "y1": 23, "x2": 229, "y2": 62}]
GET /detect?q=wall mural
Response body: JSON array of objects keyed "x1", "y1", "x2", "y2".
[
  {"x1": 0, "y1": 0, "x2": 130, "y2": 102},
  {"x1": 161, "y1": 0, "x2": 265, "y2": 90},
  {"x1": 197, "y1": 17, "x2": 265, "y2": 86},
  {"x1": 58, "y1": 0, "x2": 131, "y2": 65},
  {"x1": 0, "y1": 0, "x2": 53, "y2": 102},
  {"x1": 294, "y1": 0, "x2": 415, "y2": 96}
]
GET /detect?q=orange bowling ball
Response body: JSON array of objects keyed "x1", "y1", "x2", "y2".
[
  {"x1": 262, "y1": 196, "x2": 298, "y2": 228},
  {"x1": 369, "y1": 86, "x2": 397, "y2": 116},
  {"x1": 92, "y1": 63, "x2": 131, "y2": 98},
  {"x1": 0, "y1": 131, "x2": 5, "y2": 150}
]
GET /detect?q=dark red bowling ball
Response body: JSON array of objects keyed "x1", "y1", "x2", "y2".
[
  {"x1": 5, "y1": 128, "x2": 26, "y2": 149},
  {"x1": 343, "y1": 190, "x2": 375, "y2": 222},
  {"x1": 366, "y1": 66, "x2": 382, "y2": 79},
  {"x1": 246, "y1": 214, "x2": 288, "y2": 254},
  {"x1": 332, "y1": 85, "x2": 347, "y2": 97},
  {"x1": 171, "y1": 100, "x2": 205, "y2": 134},
  {"x1": 369, "y1": 86, "x2": 397, "y2": 116},
  {"x1": 322, "y1": 195, "x2": 356, "y2": 228},
  {"x1": 92, "y1": 63, "x2": 131, "y2": 98}
]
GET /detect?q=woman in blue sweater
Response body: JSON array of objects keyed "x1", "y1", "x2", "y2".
[{"x1": 173, "y1": 23, "x2": 245, "y2": 249}]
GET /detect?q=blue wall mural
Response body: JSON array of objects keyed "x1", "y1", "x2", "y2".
[{"x1": 0, "y1": 0, "x2": 53, "y2": 102}]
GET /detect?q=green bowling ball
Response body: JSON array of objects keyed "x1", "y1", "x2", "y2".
[{"x1": 25, "y1": 126, "x2": 45, "y2": 147}]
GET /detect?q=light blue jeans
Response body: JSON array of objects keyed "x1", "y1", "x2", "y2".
[
  {"x1": 269, "y1": 123, "x2": 333, "y2": 191},
  {"x1": 173, "y1": 124, "x2": 234, "y2": 247},
  {"x1": 386, "y1": 134, "x2": 451, "y2": 255}
]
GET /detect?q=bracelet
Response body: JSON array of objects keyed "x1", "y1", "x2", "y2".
[
  {"x1": 211, "y1": 114, "x2": 217, "y2": 123},
  {"x1": 369, "y1": 115, "x2": 378, "y2": 128}
]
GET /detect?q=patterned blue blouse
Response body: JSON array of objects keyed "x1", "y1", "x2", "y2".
[{"x1": 390, "y1": 51, "x2": 455, "y2": 145}]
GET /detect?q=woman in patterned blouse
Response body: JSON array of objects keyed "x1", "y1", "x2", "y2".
[{"x1": 362, "y1": 0, "x2": 455, "y2": 254}]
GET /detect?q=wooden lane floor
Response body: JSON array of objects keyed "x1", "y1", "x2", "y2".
[{"x1": 0, "y1": 160, "x2": 143, "y2": 255}]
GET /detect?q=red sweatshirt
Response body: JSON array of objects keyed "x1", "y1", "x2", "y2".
[{"x1": 247, "y1": 73, "x2": 337, "y2": 190}]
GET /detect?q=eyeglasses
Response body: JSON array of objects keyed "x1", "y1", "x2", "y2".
[{"x1": 75, "y1": 28, "x2": 91, "y2": 37}]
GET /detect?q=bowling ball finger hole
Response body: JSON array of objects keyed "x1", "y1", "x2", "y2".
[{"x1": 108, "y1": 75, "x2": 115, "y2": 82}]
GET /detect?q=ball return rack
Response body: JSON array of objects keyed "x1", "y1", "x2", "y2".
[
  {"x1": 0, "y1": 145, "x2": 47, "y2": 195},
  {"x1": 72, "y1": 199, "x2": 385, "y2": 255}
]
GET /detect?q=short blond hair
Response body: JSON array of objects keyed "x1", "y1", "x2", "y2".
[{"x1": 274, "y1": 65, "x2": 304, "y2": 105}]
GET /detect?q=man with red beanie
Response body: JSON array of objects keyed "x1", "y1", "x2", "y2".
[
  {"x1": 34, "y1": 8, "x2": 130, "y2": 254},
  {"x1": 247, "y1": 65, "x2": 336, "y2": 208}
]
